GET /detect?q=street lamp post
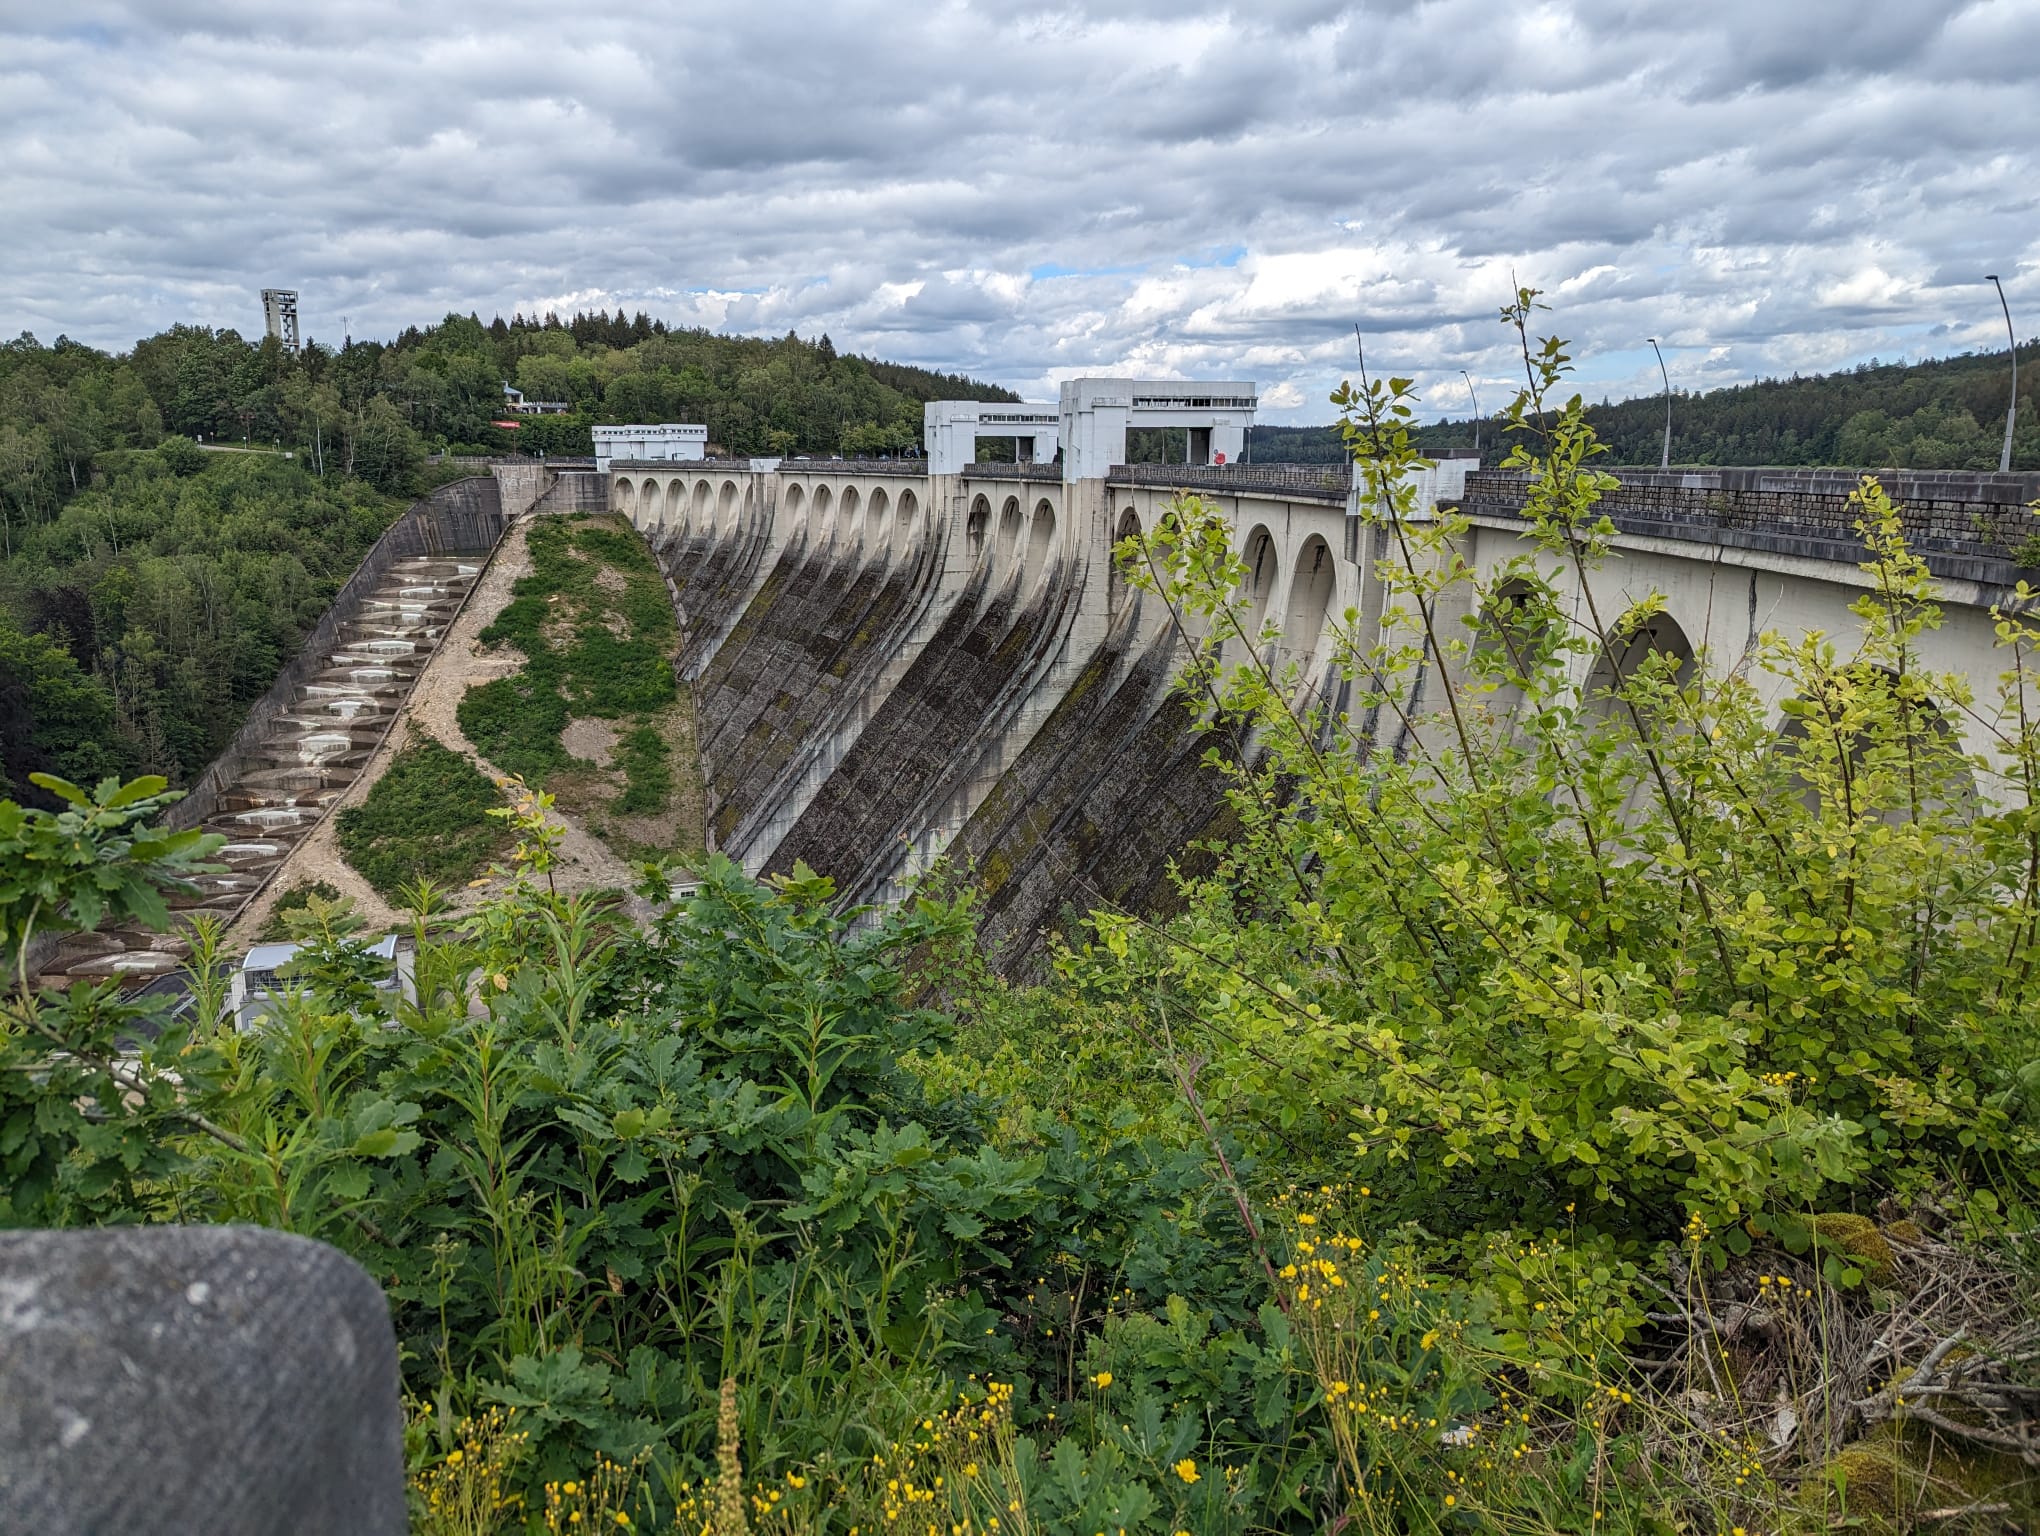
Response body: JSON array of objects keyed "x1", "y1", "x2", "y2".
[
  {"x1": 1986, "y1": 275, "x2": 2018, "y2": 474},
  {"x1": 1647, "y1": 338, "x2": 1672, "y2": 469},
  {"x1": 1460, "y1": 369, "x2": 1481, "y2": 462}
]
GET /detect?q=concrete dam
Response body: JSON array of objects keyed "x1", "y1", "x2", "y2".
[
  {"x1": 614, "y1": 384, "x2": 2040, "y2": 980},
  {"x1": 639, "y1": 461, "x2": 1252, "y2": 975}
]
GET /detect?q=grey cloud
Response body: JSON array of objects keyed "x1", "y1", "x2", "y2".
[{"x1": 2, "y1": 0, "x2": 2037, "y2": 421}]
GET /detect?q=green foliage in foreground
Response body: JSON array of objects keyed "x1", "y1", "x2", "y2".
[
  {"x1": 1085, "y1": 296, "x2": 2040, "y2": 1271},
  {"x1": 335, "y1": 736, "x2": 509, "y2": 900}
]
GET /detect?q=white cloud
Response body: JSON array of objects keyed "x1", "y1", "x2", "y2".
[{"x1": 2, "y1": 0, "x2": 2037, "y2": 422}]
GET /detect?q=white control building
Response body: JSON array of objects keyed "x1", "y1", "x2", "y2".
[{"x1": 592, "y1": 424, "x2": 709, "y2": 473}]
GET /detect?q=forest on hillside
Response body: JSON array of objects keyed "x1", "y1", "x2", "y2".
[
  {"x1": 0, "y1": 449, "x2": 403, "y2": 802},
  {"x1": 1248, "y1": 341, "x2": 2040, "y2": 470},
  {"x1": 0, "y1": 316, "x2": 1016, "y2": 804},
  {"x1": 0, "y1": 312, "x2": 1016, "y2": 532}
]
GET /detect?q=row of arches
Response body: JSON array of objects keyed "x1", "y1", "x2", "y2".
[
  {"x1": 781, "y1": 483, "x2": 925, "y2": 568},
  {"x1": 1464, "y1": 591, "x2": 1979, "y2": 808},
  {"x1": 613, "y1": 475, "x2": 944, "y2": 568},
  {"x1": 613, "y1": 474, "x2": 753, "y2": 539},
  {"x1": 965, "y1": 493, "x2": 1058, "y2": 600}
]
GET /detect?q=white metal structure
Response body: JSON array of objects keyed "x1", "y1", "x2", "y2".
[
  {"x1": 228, "y1": 936, "x2": 411, "y2": 1029},
  {"x1": 593, "y1": 424, "x2": 709, "y2": 473},
  {"x1": 923, "y1": 401, "x2": 1060, "y2": 474}
]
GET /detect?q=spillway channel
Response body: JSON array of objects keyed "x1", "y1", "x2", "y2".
[{"x1": 35, "y1": 555, "x2": 480, "y2": 985}]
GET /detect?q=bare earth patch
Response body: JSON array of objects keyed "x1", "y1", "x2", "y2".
[{"x1": 562, "y1": 717, "x2": 620, "y2": 767}]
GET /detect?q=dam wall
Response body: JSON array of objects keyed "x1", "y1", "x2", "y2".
[
  {"x1": 610, "y1": 450, "x2": 2040, "y2": 971},
  {"x1": 614, "y1": 456, "x2": 1356, "y2": 969}
]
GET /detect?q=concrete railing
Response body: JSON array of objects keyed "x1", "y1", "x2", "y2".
[
  {"x1": 962, "y1": 463, "x2": 1063, "y2": 483},
  {"x1": 1457, "y1": 466, "x2": 2040, "y2": 587},
  {"x1": 161, "y1": 476, "x2": 510, "y2": 834},
  {"x1": 778, "y1": 458, "x2": 930, "y2": 477},
  {"x1": 431, "y1": 453, "x2": 593, "y2": 469},
  {"x1": 1107, "y1": 462, "x2": 1353, "y2": 501}
]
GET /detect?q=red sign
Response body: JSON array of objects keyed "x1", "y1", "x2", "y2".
[
  {"x1": 1213, "y1": 451, "x2": 1226, "y2": 464},
  {"x1": 490, "y1": 420, "x2": 522, "y2": 430}
]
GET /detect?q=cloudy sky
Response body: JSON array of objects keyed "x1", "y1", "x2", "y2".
[{"x1": 3, "y1": 0, "x2": 2036, "y2": 422}]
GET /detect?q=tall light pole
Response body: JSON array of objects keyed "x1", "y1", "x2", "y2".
[
  {"x1": 1986, "y1": 275, "x2": 2018, "y2": 473},
  {"x1": 1460, "y1": 369, "x2": 1481, "y2": 462},
  {"x1": 1647, "y1": 337, "x2": 1672, "y2": 469}
]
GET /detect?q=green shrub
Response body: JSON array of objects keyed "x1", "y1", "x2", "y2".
[
  {"x1": 612, "y1": 724, "x2": 671, "y2": 814},
  {"x1": 335, "y1": 736, "x2": 508, "y2": 898},
  {"x1": 1083, "y1": 288, "x2": 2040, "y2": 1252},
  {"x1": 259, "y1": 879, "x2": 343, "y2": 941},
  {"x1": 456, "y1": 673, "x2": 570, "y2": 782},
  {"x1": 154, "y1": 434, "x2": 207, "y2": 475}
]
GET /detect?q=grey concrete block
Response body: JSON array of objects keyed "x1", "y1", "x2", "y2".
[{"x1": 0, "y1": 1225, "x2": 406, "y2": 1536}]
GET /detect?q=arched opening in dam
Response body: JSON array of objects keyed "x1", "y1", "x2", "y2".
[
  {"x1": 1110, "y1": 506, "x2": 1143, "y2": 624},
  {"x1": 1775, "y1": 666, "x2": 1980, "y2": 819},
  {"x1": 614, "y1": 477, "x2": 636, "y2": 517},
  {"x1": 1281, "y1": 533, "x2": 1335, "y2": 684},
  {"x1": 966, "y1": 494, "x2": 991, "y2": 565},
  {"x1": 1584, "y1": 610, "x2": 1694, "y2": 725},
  {"x1": 839, "y1": 488, "x2": 864, "y2": 561},
  {"x1": 1471, "y1": 578, "x2": 1556, "y2": 730},
  {"x1": 867, "y1": 489, "x2": 892, "y2": 570},
  {"x1": 893, "y1": 490, "x2": 920, "y2": 562},
  {"x1": 995, "y1": 497, "x2": 1024, "y2": 583},
  {"x1": 1231, "y1": 524, "x2": 1279, "y2": 667},
  {"x1": 812, "y1": 486, "x2": 836, "y2": 553},
  {"x1": 1021, "y1": 500, "x2": 1055, "y2": 598}
]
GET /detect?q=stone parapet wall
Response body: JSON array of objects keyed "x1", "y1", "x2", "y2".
[
  {"x1": 778, "y1": 458, "x2": 929, "y2": 477},
  {"x1": 962, "y1": 462, "x2": 1063, "y2": 483},
  {"x1": 1108, "y1": 462, "x2": 1352, "y2": 501},
  {"x1": 1457, "y1": 466, "x2": 2040, "y2": 585}
]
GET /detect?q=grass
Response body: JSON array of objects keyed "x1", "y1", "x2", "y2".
[
  {"x1": 613, "y1": 723, "x2": 673, "y2": 813},
  {"x1": 336, "y1": 735, "x2": 510, "y2": 899},
  {"x1": 457, "y1": 513, "x2": 701, "y2": 856}
]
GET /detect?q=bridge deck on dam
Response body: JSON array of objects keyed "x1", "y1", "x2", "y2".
[{"x1": 608, "y1": 455, "x2": 2040, "y2": 972}]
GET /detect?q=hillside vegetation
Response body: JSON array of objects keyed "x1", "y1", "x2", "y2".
[
  {"x1": 0, "y1": 447, "x2": 402, "y2": 802},
  {"x1": 0, "y1": 316, "x2": 1012, "y2": 804},
  {"x1": 1249, "y1": 339, "x2": 2040, "y2": 470},
  {"x1": 335, "y1": 736, "x2": 510, "y2": 901},
  {"x1": 4, "y1": 299, "x2": 2036, "y2": 1535},
  {"x1": 457, "y1": 512, "x2": 702, "y2": 862}
]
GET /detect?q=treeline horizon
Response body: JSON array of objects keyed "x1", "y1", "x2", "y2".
[
  {"x1": 0, "y1": 309, "x2": 1019, "y2": 521},
  {"x1": 1248, "y1": 339, "x2": 2040, "y2": 470}
]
